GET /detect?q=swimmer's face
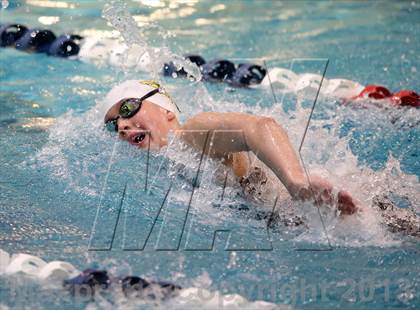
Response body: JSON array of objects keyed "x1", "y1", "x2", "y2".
[{"x1": 105, "y1": 100, "x2": 177, "y2": 150}]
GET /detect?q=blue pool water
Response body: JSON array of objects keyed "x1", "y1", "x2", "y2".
[{"x1": 1, "y1": 1, "x2": 419, "y2": 309}]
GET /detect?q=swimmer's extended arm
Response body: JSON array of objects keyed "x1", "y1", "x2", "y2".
[
  {"x1": 179, "y1": 112, "x2": 357, "y2": 214},
  {"x1": 179, "y1": 112, "x2": 307, "y2": 195}
]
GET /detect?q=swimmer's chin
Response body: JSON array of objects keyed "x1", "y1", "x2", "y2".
[{"x1": 130, "y1": 141, "x2": 147, "y2": 149}]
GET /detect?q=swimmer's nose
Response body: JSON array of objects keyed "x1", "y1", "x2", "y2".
[
  {"x1": 117, "y1": 119, "x2": 132, "y2": 139},
  {"x1": 118, "y1": 125, "x2": 131, "y2": 139}
]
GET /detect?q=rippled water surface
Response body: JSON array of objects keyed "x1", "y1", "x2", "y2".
[{"x1": 1, "y1": 1, "x2": 419, "y2": 309}]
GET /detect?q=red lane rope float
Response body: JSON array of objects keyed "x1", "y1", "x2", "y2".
[
  {"x1": 352, "y1": 84, "x2": 419, "y2": 108},
  {"x1": 355, "y1": 84, "x2": 392, "y2": 100},
  {"x1": 391, "y1": 90, "x2": 420, "y2": 108}
]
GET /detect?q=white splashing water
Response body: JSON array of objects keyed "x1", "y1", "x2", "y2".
[{"x1": 99, "y1": 0, "x2": 202, "y2": 81}]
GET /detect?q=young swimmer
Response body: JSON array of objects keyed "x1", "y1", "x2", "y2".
[{"x1": 103, "y1": 80, "x2": 358, "y2": 215}]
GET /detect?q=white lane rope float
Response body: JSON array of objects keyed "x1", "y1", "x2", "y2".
[
  {"x1": 0, "y1": 249, "x2": 79, "y2": 281},
  {"x1": 260, "y1": 67, "x2": 364, "y2": 99}
]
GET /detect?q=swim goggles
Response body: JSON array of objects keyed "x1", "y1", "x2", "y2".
[{"x1": 104, "y1": 88, "x2": 160, "y2": 132}]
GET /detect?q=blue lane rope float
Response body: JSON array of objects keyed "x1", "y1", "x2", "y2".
[
  {"x1": 163, "y1": 57, "x2": 267, "y2": 87},
  {"x1": 63, "y1": 268, "x2": 182, "y2": 299},
  {"x1": 0, "y1": 23, "x2": 28, "y2": 47},
  {"x1": 1, "y1": 23, "x2": 82, "y2": 58},
  {"x1": 47, "y1": 34, "x2": 83, "y2": 57},
  {"x1": 163, "y1": 54, "x2": 206, "y2": 77},
  {"x1": 228, "y1": 63, "x2": 267, "y2": 87},
  {"x1": 199, "y1": 59, "x2": 236, "y2": 82},
  {"x1": 15, "y1": 28, "x2": 57, "y2": 53}
]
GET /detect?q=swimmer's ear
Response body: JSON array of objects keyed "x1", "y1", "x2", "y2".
[{"x1": 166, "y1": 110, "x2": 176, "y2": 121}]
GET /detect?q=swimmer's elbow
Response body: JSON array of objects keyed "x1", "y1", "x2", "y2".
[
  {"x1": 254, "y1": 116, "x2": 287, "y2": 135},
  {"x1": 256, "y1": 116, "x2": 277, "y2": 127}
]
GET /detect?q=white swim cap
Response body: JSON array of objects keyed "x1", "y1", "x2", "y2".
[{"x1": 104, "y1": 80, "x2": 180, "y2": 118}]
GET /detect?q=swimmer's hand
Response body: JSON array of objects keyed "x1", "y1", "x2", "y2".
[
  {"x1": 337, "y1": 190, "x2": 358, "y2": 215},
  {"x1": 292, "y1": 175, "x2": 358, "y2": 215}
]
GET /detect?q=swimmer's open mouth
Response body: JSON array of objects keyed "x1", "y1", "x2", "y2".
[
  {"x1": 134, "y1": 133, "x2": 146, "y2": 143},
  {"x1": 128, "y1": 131, "x2": 148, "y2": 146}
]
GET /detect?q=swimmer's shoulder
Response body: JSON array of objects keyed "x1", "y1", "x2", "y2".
[
  {"x1": 178, "y1": 112, "x2": 252, "y2": 159},
  {"x1": 181, "y1": 111, "x2": 261, "y2": 131}
]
